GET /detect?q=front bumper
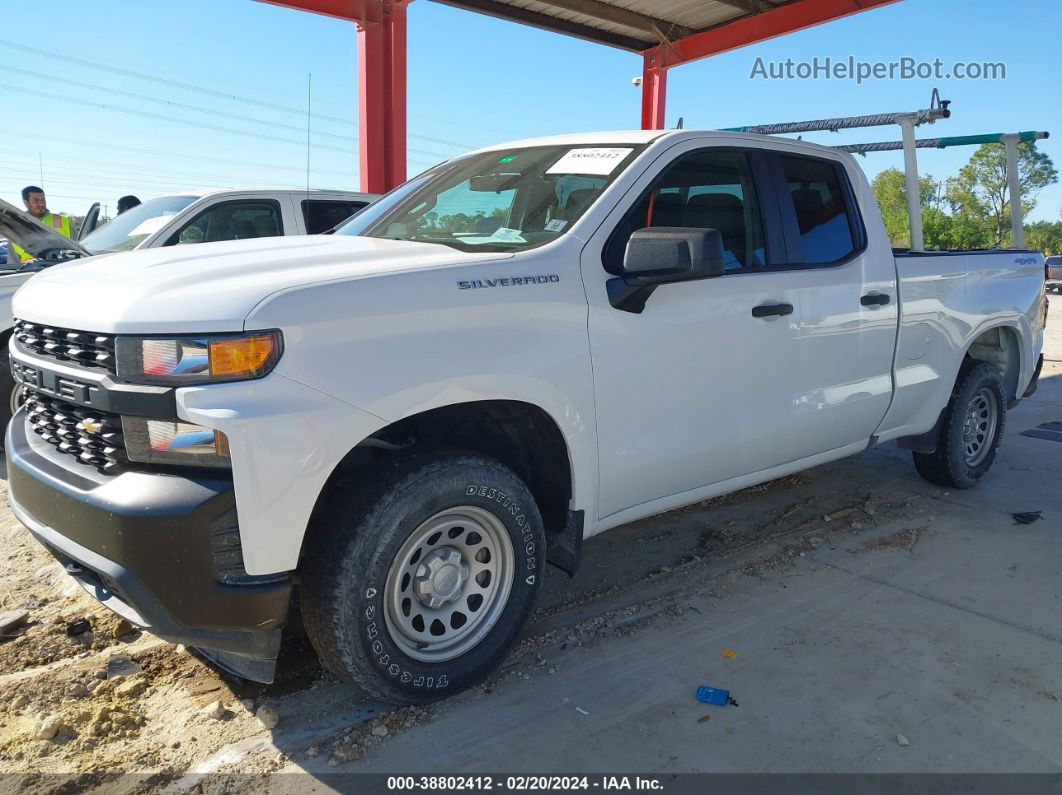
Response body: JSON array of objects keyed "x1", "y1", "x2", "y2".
[{"x1": 5, "y1": 413, "x2": 291, "y2": 682}]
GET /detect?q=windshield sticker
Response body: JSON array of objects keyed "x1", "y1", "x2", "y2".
[
  {"x1": 546, "y1": 148, "x2": 633, "y2": 176},
  {"x1": 127, "y1": 216, "x2": 170, "y2": 237},
  {"x1": 544, "y1": 219, "x2": 567, "y2": 232},
  {"x1": 488, "y1": 226, "x2": 526, "y2": 243},
  {"x1": 497, "y1": 155, "x2": 518, "y2": 164}
]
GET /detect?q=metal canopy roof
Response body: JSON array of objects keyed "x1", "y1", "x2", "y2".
[
  {"x1": 432, "y1": 0, "x2": 790, "y2": 52},
  {"x1": 264, "y1": 0, "x2": 896, "y2": 55},
  {"x1": 255, "y1": 0, "x2": 899, "y2": 191}
]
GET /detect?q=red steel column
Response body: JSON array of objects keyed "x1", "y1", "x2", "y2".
[
  {"x1": 640, "y1": 48, "x2": 667, "y2": 130},
  {"x1": 358, "y1": 1, "x2": 408, "y2": 193}
]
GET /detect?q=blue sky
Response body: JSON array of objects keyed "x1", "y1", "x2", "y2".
[{"x1": 1, "y1": 0, "x2": 1059, "y2": 222}]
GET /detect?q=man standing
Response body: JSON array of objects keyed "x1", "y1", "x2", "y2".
[{"x1": 9, "y1": 185, "x2": 72, "y2": 264}]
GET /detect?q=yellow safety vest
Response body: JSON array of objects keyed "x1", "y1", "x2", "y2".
[{"x1": 9, "y1": 212, "x2": 73, "y2": 264}]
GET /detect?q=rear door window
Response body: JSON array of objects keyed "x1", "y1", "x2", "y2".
[
  {"x1": 779, "y1": 156, "x2": 859, "y2": 265},
  {"x1": 302, "y1": 200, "x2": 369, "y2": 234}
]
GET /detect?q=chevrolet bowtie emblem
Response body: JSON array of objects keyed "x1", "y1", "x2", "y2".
[{"x1": 79, "y1": 418, "x2": 101, "y2": 434}]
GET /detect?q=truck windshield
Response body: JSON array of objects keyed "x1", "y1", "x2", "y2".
[
  {"x1": 337, "y1": 144, "x2": 644, "y2": 252},
  {"x1": 81, "y1": 195, "x2": 199, "y2": 253}
]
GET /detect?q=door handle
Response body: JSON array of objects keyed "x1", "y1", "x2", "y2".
[
  {"x1": 861, "y1": 293, "x2": 891, "y2": 306},
  {"x1": 751, "y1": 303, "x2": 794, "y2": 318}
]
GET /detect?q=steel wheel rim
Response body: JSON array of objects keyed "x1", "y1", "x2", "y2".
[
  {"x1": 961, "y1": 386, "x2": 998, "y2": 466},
  {"x1": 383, "y1": 505, "x2": 514, "y2": 663}
]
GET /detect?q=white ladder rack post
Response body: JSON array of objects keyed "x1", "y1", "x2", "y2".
[
  {"x1": 1001, "y1": 134, "x2": 1025, "y2": 249},
  {"x1": 899, "y1": 115, "x2": 924, "y2": 251},
  {"x1": 837, "y1": 131, "x2": 1050, "y2": 251}
]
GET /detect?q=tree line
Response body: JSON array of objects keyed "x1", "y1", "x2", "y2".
[{"x1": 871, "y1": 141, "x2": 1060, "y2": 254}]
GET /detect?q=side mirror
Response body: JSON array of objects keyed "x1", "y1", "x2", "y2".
[{"x1": 607, "y1": 227, "x2": 725, "y2": 313}]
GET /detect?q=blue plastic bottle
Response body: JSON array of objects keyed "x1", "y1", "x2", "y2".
[{"x1": 696, "y1": 685, "x2": 738, "y2": 706}]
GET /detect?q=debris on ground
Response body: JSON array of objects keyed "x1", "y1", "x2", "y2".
[
  {"x1": 0, "y1": 609, "x2": 30, "y2": 637},
  {"x1": 106, "y1": 655, "x2": 144, "y2": 679},
  {"x1": 897, "y1": 734, "x2": 910, "y2": 746},
  {"x1": 697, "y1": 715, "x2": 711, "y2": 723},
  {"x1": 1012, "y1": 511, "x2": 1043, "y2": 525},
  {"x1": 112, "y1": 618, "x2": 137, "y2": 638},
  {"x1": 256, "y1": 705, "x2": 280, "y2": 729},
  {"x1": 114, "y1": 677, "x2": 148, "y2": 698},
  {"x1": 32, "y1": 716, "x2": 63, "y2": 741},
  {"x1": 696, "y1": 686, "x2": 738, "y2": 706},
  {"x1": 203, "y1": 700, "x2": 227, "y2": 720},
  {"x1": 65, "y1": 618, "x2": 92, "y2": 636},
  {"x1": 721, "y1": 648, "x2": 739, "y2": 659},
  {"x1": 575, "y1": 707, "x2": 590, "y2": 716}
]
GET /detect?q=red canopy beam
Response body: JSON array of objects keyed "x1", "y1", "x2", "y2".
[
  {"x1": 259, "y1": 0, "x2": 409, "y2": 193},
  {"x1": 640, "y1": 0, "x2": 899, "y2": 129}
]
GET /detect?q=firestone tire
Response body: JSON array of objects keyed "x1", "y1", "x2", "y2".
[
  {"x1": 913, "y1": 360, "x2": 1006, "y2": 489},
  {"x1": 301, "y1": 450, "x2": 544, "y2": 704}
]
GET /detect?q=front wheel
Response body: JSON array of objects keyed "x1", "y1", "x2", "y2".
[
  {"x1": 301, "y1": 450, "x2": 545, "y2": 704},
  {"x1": 913, "y1": 360, "x2": 1006, "y2": 489},
  {"x1": 0, "y1": 343, "x2": 18, "y2": 447}
]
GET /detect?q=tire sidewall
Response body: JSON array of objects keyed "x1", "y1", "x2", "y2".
[
  {"x1": 0, "y1": 343, "x2": 16, "y2": 442},
  {"x1": 943, "y1": 363, "x2": 1005, "y2": 487},
  {"x1": 341, "y1": 457, "x2": 543, "y2": 702}
]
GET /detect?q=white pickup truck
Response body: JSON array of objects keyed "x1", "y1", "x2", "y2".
[
  {"x1": 0, "y1": 189, "x2": 376, "y2": 430},
  {"x1": 5, "y1": 131, "x2": 1046, "y2": 703}
]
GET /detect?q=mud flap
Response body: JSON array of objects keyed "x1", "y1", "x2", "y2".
[
  {"x1": 547, "y1": 509, "x2": 583, "y2": 577},
  {"x1": 896, "y1": 407, "x2": 947, "y2": 454},
  {"x1": 193, "y1": 646, "x2": 278, "y2": 684}
]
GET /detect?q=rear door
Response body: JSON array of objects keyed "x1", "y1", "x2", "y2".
[{"x1": 766, "y1": 151, "x2": 898, "y2": 453}]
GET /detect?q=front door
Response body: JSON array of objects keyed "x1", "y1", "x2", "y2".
[{"x1": 582, "y1": 143, "x2": 810, "y2": 520}]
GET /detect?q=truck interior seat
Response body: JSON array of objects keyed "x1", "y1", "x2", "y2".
[
  {"x1": 790, "y1": 188, "x2": 827, "y2": 234},
  {"x1": 649, "y1": 193, "x2": 684, "y2": 227},
  {"x1": 254, "y1": 215, "x2": 280, "y2": 237},
  {"x1": 233, "y1": 220, "x2": 258, "y2": 239},
  {"x1": 684, "y1": 192, "x2": 746, "y2": 268}
]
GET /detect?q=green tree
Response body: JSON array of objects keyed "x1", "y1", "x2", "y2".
[
  {"x1": 947, "y1": 141, "x2": 1057, "y2": 247},
  {"x1": 1025, "y1": 220, "x2": 1062, "y2": 255},
  {"x1": 870, "y1": 167, "x2": 944, "y2": 247}
]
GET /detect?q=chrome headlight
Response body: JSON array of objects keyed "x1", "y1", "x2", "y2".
[
  {"x1": 122, "y1": 417, "x2": 231, "y2": 468},
  {"x1": 115, "y1": 331, "x2": 282, "y2": 385}
]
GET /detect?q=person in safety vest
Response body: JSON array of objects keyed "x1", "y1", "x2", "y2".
[{"x1": 9, "y1": 185, "x2": 72, "y2": 264}]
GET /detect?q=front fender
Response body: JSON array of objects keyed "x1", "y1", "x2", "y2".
[{"x1": 177, "y1": 375, "x2": 387, "y2": 575}]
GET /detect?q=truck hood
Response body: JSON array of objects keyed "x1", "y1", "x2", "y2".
[
  {"x1": 0, "y1": 198, "x2": 90, "y2": 262},
  {"x1": 13, "y1": 234, "x2": 512, "y2": 333}
]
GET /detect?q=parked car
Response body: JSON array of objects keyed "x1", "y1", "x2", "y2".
[
  {"x1": 5, "y1": 131, "x2": 1046, "y2": 703},
  {"x1": 1046, "y1": 255, "x2": 1062, "y2": 292},
  {"x1": 0, "y1": 189, "x2": 377, "y2": 428}
]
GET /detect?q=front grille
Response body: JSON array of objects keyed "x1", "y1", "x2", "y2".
[
  {"x1": 24, "y1": 388, "x2": 127, "y2": 473},
  {"x1": 13, "y1": 319, "x2": 116, "y2": 373}
]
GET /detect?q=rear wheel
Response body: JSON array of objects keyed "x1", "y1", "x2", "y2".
[
  {"x1": 301, "y1": 450, "x2": 544, "y2": 704},
  {"x1": 913, "y1": 360, "x2": 1005, "y2": 489}
]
